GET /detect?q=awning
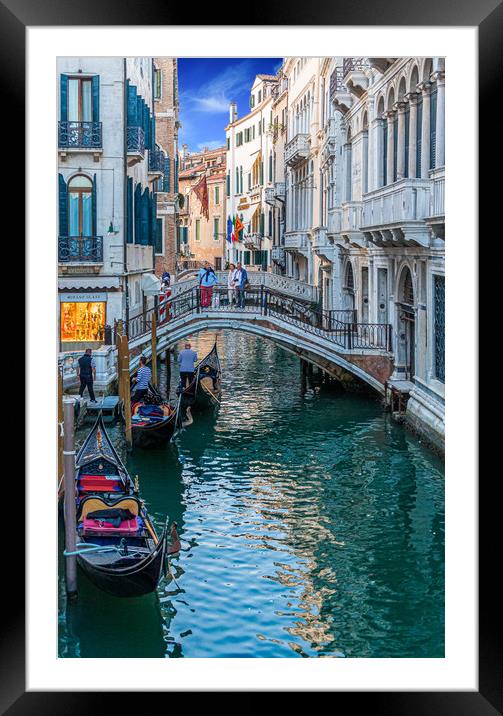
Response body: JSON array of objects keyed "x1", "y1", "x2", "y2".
[
  {"x1": 58, "y1": 276, "x2": 120, "y2": 290},
  {"x1": 141, "y1": 272, "x2": 162, "y2": 295}
]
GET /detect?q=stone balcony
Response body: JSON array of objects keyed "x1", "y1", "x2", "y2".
[
  {"x1": 284, "y1": 231, "x2": 309, "y2": 254},
  {"x1": 58, "y1": 121, "x2": 103, "y2": 162},
  {"x1": 285, "y1": 133, "x2": 310, "y2": 167},
  {"x1": 368, "y1": 58, "x2": 397, "y2": 73},
  {"x1": 329, "y1": 66, "x2": 352, "y2": 114},
  {"x1": 361, "y1": 178, "x2": 432, "y2": 247},
  {"x1": 342, "y1": 58, "x2": 370, "y2": 98},
  {"x1": 148, "y1": 149, "x2": 164, "y2": 179},
  {"x1": 264, "y1": 186, "x2": 275, "y2": 205},
  {"x1": 320, "y1": 118, "x2": 337, "y2": 163},
  {"x1": 271, "y1": 245, "x2": 286, "y2": 265},
  {"x1": 426, "y1": 167, "x2": 445, "y2": 240},
  {"x1": 311, "y1": 227, "x2": 335, "y2": 260},
  {"x1": 327, "y1": 203, "x2": 366, "y2": 248},
  {"x1": 58, "y1": 236, "x2": 104, "y2": 265},
  {"x1": 274, "y1": 182, "x2": 286, "y2": 200},
  {"x1": 127, "y1": 126, "x2": 145, "y2": 167}
]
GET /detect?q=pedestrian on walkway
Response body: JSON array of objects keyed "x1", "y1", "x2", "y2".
[
  {"x1": 197, "y1": 261, "x2": 218, "y2": 308},
  {"x1": 227, "y1": 263, "x2": 236, "y2": 307},
  {"x1": 178, "y1": 342, "x2": 198, "y2": 388},
  {"x1": 233, "y1": 262, "x2": 249, "y2": 308},
  {"x1": 132, "y1": 356, "x2": 151, "y2": 402},
  {"x1": 77, "y1": 348, "x2": 97, "y2": 403}
]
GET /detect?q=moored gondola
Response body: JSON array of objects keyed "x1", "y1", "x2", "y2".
[
  {"x1": 178, "y1": 342, "x2": 221, "y2": 410},
  {"x1": 127, "y1": 383, "x2": 180, "y2": 448},
  {"x1": 69, "y1": 415, "x2": 179, "y2": 597}
]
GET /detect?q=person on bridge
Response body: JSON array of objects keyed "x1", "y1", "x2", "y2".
[
  {"x1": 77, "y1": 348, "x2": 97, "y2": 403},
  {"x1": 178, "y1": 342, "x2": 198, "y2": 388},
  {"x1": 233, "y1": 262, "x2": 249, "y2": 309},
  {"x1": 132, "y1": 356, "x2": 151, "y2": 403},
  {"x1": 227, "y1": 263, "x2": 236, "y2": 306},
  {"x1": 198, "y1": 261, "x2": 218, "y2": 308}
]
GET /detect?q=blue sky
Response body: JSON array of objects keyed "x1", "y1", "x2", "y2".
[{"x1": 178, "y1": 58, "x2": 282, "y2": 152}]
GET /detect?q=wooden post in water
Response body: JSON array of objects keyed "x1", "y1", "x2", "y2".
[
  {"x1": 165, "y1": 348, "x2": 171, "y2": 396},
  {"x1": 63, "y1": 397, "x2": 78, "y2": 598},
  {"x1": 119, "y1": 334, "x2": 132, "y2": 448},
  {"x1": 58, "y1": 367, "x2": 64, "y2": 493},
  {"x1": 151, "y1": 310, "x2": 158, "y2": 387}
]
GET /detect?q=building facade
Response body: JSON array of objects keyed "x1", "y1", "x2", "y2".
[
  {"x1": 280, "y1": 56, "x2": 445, "y2": 448},
  {"x1": 153, "y1": 57, "x2": 180, "y2": 276},
  {"x1": 225, "y1": 75, "x2": 278, "y2": 271},
  {"x1": 178, "y1": 146, "x2": 227, "y2": 270},
  {"x1": 57, "y1": 57, "x2": 165, "y2": 353}
]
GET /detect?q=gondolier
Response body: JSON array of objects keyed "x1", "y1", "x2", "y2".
[
  {"x1": 178, "y1": 342, "x2": 198, "y2": 388},
  {"x1": 132, "y1": 356, "x2": 151, "y2": 402}
]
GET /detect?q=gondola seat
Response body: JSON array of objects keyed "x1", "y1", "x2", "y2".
[
  {"x1": 83, "y1": 515, "x2": 139, "y2": 534},
  {"x1": 77, "y1": 496, "x2": 141, "y2": 522},
  {"x1": 78, "y1": 474, "x2": 123, "y2": 493}
]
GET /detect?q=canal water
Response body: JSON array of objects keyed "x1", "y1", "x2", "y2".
[{"x1": 58, "y1": 330, "x2": 444, "y2": 658}]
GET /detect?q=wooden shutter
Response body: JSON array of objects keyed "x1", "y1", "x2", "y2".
[
  {"x1": 60, "y1": 75, "x2": 68, "y2": 122},
  {"x1": 163, "y1": 156, "x2": 170, "y2": 192},
  {"x1": 92, "y1": 76, "x2": 100, "y2": 123},
  {"x1": 150, "y1": 191, "x2": 157, "y2": 246},
  {"x1": 127, "y1": 177, "x2": 133, "y2": 243},
  {"x1": 140, "y1": 188, "x2": 149, "y2": 245},
  {"x1": 92, "y1": 174, "x2": 97, "y2": 236},
  {"x1": 430, "y1": 85, "x2": 437, "y2": 170},
  {"x1": 134, "y1": 183, "x2": 141, "y2": 243},
  {"x1": 58, "y1": 173, "x2": 68, "y2": 236},
  {"x1": 127, "y1": 82, "x2": 138, "y2": 126}
]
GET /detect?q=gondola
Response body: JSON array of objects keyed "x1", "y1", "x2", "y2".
[
  {"x1": 178, "y1": 342, "x2": 222, "y2": 410},
  {"x1": 69, "y1": 415, "x2": 180, "y2": 597},
  {"x1": 127, "y1": 383, "x2": 180, "y2": 448}
]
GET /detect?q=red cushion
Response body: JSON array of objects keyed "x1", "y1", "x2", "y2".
[{"x1": 83, "y1": 516, "x2": 139, "y2": 533}]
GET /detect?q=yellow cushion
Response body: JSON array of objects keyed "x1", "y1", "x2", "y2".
[{"x1": 78, "y1": 497, "x2": 140, "y2": 521}]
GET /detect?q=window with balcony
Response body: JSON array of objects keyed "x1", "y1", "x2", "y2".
[
  {"x1": 58, "y1": 173, "x2": 102, "y2": 262},
  {"x1": 68, "y1": 174, "x2": 93, "y2": 236},
  {"x1": 59, "y1": 74, "x2": 101, "y2": 149}
]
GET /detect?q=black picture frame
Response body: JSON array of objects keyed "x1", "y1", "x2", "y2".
[{"x1": 2, "y1": 0, "x2": 487, "y2": 710}]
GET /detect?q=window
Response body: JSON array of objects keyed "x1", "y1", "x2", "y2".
[
  {"x1": 236, "y1": 132, "x2": 243, "y2": 147},
  {"x1": 226, "y1": 171, "x2": 230, "y2": 197},
  {"x1": 258, "y1": 90, "x2": 262, "y2": 103},
  {"x1": 214, "y1": 217, "x2": 220, "y2": 241},
  {"x1": 68, "y1": 175, "x2": 93, "y2": 236},
  {"x1": 258, "y1": 121, "x2": 262, "y2": 136},
  {"x1": 195, "y1": 219, "x2": 200, "y2": 241},
  {"x1": 250, "y1": 94, "x2": 255, "y2": 109},
  {"x1": 155, "y1": 217, "x2": 163, "y2": 254},
  {"x1": 430, "y1": 83, "x2": 438, "y2": 170},
  {"x1": 68, "y1": 77, "x2": 93, "y2": 121},
  {"x1": 60, "y1": 301, "x2": 105, "y2": 343},
  {"x1": 240, "y1": 166, "x2": 243, "y2": 194},
  {"x1": 433, "y1": 275, "x2": 445, "y2": 382},
  {"x1": 154, "y1": 68, "x2": 162, "y2": 99},
  {"x1": 226, "y1": 137, "x2": 230, "y2": 150},
  {"x1": 245, "y1": 128, "x2": 251, "y2": 142},
  {"x1": 215, "y1": 186, "x2": 220, "y2": 204}
]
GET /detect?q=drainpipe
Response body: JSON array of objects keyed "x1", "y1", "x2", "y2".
[{"x1": 123, "y1": 58, "x2": 130, "y2": 325}]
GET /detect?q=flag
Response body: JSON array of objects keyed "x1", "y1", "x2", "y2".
[
  {"x1": 192, "y1": 173, "x2": 209, "y2": 220},
  {"x1": 235, "y1": 215, "x2": 244, "y2": 242},
  {"x1": 231, "y1": 215, "x2": 238, "y2": 243},
  {"x1": 226, "y1": 216, "x2": 233, "y2": 243}
]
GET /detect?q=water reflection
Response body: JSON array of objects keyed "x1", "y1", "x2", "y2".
[{"x1": 58, "y1": 330, "x2": 444, "y2": 658}]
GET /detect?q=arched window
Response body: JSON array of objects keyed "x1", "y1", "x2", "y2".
[
  {"x1": 68, "y1": 175, "x2": 93, "y2": 236},
  {"x1": 401, "y1": 266, "x2": 414, "y2": 306},
  {"x1": 345, "y1": 262, "x2": 354, "y2": 291},
  {"x1": 345, "y1": 127, "x2": 352, "y2": 201}
]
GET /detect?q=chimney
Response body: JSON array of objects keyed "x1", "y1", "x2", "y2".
[{"x1": 230, "y1": 101, "x2": 237, "y2": 124}]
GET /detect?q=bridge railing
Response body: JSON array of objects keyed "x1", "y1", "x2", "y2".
[{"x1": 115, "y1": 285, "x2": 392, "y2": 352}]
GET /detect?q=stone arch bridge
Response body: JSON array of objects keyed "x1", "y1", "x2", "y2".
[{"x1": 122, "y1": 282, "x2": 394, "y2": 395}]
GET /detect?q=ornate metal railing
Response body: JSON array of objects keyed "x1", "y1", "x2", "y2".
[
  {"x1": 58, "y1": 236, "x2": 103, "y2": 263},
  {"x1": 329, "y1": 67, "x2": 345, "y2": 98},
  {"x1": 127, "y1": 126, "x2": 145, "y2": 154},
  {"x1": 58, "y1": 121, "x2": 102, "y2": 149},
  {"x1": 148, "y1": 149, "x2": 164, "y2": 172},
  {"x1": 117, "y1": 284, "x2": 392, "y2": 353}
]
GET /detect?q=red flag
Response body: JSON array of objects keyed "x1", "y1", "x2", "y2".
[{"x1": 192, "y1": 173, "x2": 209, "y2": 220}]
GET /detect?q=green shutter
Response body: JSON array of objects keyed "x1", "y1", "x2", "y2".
[
  {"x1": 92, "y1": 174, "x2": 97, "y2": 236},
  {"x1": 58, "y1": 173, "x2": 68, "y2": 236},
  {"x1": 127, "y1": 82, "x2": 137, "y2": 126},
  {"x1": 155, "y1": 218, "x2": 163, "y2": 253},
  {"x1": 60, "y1": 75, "x2": 68, "y2": 122},
  {"x1": 163, "y1": 156, "x2": 170, "y2": 192},
  {"x1": 127, "y1": 177, "x2": 133, "y2": 243},
  {"x1": 140, "y1": 188, "x2": 149, "y2": 245},
  {"x1": 92, "y1": 76, "x2": 100, "y2": 122},
  {"x1": 134, "y1": 183, "x2": 141, "y2": 243}
]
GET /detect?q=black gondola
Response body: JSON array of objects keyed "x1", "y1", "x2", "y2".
[
  {"x1": 128, "y1": 383, "x2": 180, "y2": 448},
  {"x1": 179, "y1": 342, "x2": 222, "y2": 410},
  {"x1": 69, "y1": 415, "x2": 180, "y2": 597}
]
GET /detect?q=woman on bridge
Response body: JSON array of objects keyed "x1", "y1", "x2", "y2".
[{"x1": 198, "y1": 261, "x2": 219, "y2": 308}]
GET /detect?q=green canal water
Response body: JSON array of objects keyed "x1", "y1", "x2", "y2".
[{"x1": 58, "y1": 330, "x2": 444, "y2": 658}]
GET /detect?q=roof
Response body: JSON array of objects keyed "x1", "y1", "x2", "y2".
[{"x1": 256, "y1": 74, "x2": 278, "y2": 81}]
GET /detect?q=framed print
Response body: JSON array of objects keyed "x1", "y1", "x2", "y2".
[{"x1": 0, "y1": 0, "x2": 489, "y2": 709}]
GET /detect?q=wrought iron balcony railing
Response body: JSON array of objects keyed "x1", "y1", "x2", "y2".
[
  {"x1": 343, "y1": 57, "x2": 369, "y2": 78},
  {"x1": 58, "y1": 121, "x2": 102, "y2": 149},
  {"x1": 329, "y1": 67, "x2": 345, "y2": 98},
  {"x1": 148, "y1": 149, "x2": 164, "y2": 173},
  {"x1": 58, "y1": 236, "x2": 104, "y2": 263},
  {"x1": 127, "y1": 126, "x2": 145, "y2": 155}
]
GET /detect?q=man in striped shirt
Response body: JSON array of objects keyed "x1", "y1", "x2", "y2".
[{"x1": 132, "y1": 356, "x2": 152, "y2": 402}]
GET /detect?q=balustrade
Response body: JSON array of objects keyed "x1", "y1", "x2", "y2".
[
  {"x1": 58, "y1": 236, "x2": 103, "y2": 263},
  {"x1": 58, "y1": 121, "x2": 102, "y2": 149}
]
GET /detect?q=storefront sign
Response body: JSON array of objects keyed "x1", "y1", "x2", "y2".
[{"x1": 59, "y1": 292, "x2": 107, "y2": 303}]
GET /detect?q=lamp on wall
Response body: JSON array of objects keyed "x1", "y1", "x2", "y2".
[{"x1": 107, "y1": 220, "x2": 119, "y2": 235}]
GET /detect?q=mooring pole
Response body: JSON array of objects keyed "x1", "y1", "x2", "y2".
[
  {"x1": 165, "y1": 348, "x2": 171, "y2": 396},
  {"x1": 120, "y1": 334, "x2": 132, "y2": 448},
  {"x1": 151, "y1": 310, "x2": 158, "y2": 387},
  {"x1": 63, "y1": 397, "x2": 78, "y2": 598},
  {"x1": 58, "y1": 367, "x2": 64, "y2": 494}
]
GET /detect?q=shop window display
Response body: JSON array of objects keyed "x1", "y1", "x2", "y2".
[{"x1": 61, "y1": 301, "x2": 105, "y2": 342}]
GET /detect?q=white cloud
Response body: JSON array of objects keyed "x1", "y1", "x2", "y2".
[
  {"x1": 181, "y1": 60, "x2": 254, "y2": 115},
  {"x1": 196, "y1": 140, "x2": 225, "y2": 151}
]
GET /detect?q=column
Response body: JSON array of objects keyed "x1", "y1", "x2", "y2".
[
  {"x1": 386, "y1": 111, "x2": 395, "y2": 185},
  {"x1": 433, "y1": 71, "x2": 445, "y2": 168},
  {"x1": 419, "y1": 82, "x2": 431, "y2": 179},
  {"x1": 395, "y1": 101, "x2": 407, "y2": 180},
  {"x1": 372, "y1": 117, "x2": 383, "y2": 189},
  {"x1": 406, "y1": 91, "x2": 418, "y2": 178},
  {"x1": 366, "y1": 98, "x2": 375, "y2": 192}
]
